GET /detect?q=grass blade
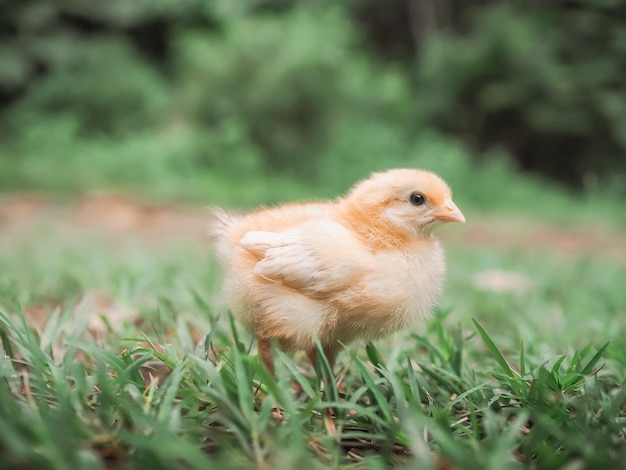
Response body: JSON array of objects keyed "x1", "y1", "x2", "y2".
[
  {"x1": 580, "y1": 342, "x2": 610, "y2": 375},
  {"x1": 472, "y1": 318, "x2": 516, "y2": 379}
]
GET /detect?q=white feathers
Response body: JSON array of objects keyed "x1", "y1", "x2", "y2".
[
  {"x1": 240, "y1": 221, "x2": 369, "y2": 296},
  {"x1": 207, "y1": 168, "x2": 462, "y2": 364},
  {"x1": 242, "y1": 231, "x2": 318, "y2": 285}
]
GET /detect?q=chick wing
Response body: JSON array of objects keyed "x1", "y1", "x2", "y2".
[{"x1": 240, "y1": 219, "x2": 370, "y2": 298}]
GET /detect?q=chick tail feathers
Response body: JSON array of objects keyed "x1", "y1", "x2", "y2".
[{"x1": 207, "y1": 207, "x2": 238, "y2": 262}]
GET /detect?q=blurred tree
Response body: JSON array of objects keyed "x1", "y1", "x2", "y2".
[
  {"x1": 0, "y1": 0, "x2": 212, "y2": 111},
  {"x1": 348, "y1": 0, "x2": 626, "y2": 189},
  {"x1": 0, "y1": 0, "x2": 624, "y2": 192},
  {"x1": 174, "y1": 6, "x2": 410, "y2": 176}
]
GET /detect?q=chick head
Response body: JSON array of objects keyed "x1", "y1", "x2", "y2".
[{"x1": 344, "y1": 169, "x2": 465, "y2": 237}]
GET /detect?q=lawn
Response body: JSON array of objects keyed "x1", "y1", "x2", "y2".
[
  {"x1": 2, "y1": 1, "x2": 625, "y2": 466},
  {"x1": 0, "y1": 199, "x2": 624, "y2": 469}
]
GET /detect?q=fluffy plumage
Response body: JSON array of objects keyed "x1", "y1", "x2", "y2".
[{"x1": 208, "y1": 168, "x2": 465, "y2": 373}]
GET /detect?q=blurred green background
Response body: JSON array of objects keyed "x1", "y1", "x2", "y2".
[{"x1": 1, "y1": 0, "x2": 625, "y2": 216}]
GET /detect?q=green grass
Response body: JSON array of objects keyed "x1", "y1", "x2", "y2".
[{"x1": 0, "y1": 227, "x2": 624, "y2": 469}]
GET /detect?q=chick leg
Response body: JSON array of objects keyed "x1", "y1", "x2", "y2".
[
  {"x1": 307, "y1": 344, "x2": 340, "y2": 436},
  {"x1": 257, "y1": 336, "x2": 275, "y2": 376},
  {"x1": 256, "y1": 336, "x2": 287, "y2": 422},
  {"x1": 306, "y1": 343, "x2": 338, "y2": 374}
]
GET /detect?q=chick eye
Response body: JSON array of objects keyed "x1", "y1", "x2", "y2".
[{"x1": 409, "y1": 193, "x2": 426, "y2": 206}]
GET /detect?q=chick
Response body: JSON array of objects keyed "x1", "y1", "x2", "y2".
[{"x1": 209, "y1": 169, "x2": 465, "y2": 374}]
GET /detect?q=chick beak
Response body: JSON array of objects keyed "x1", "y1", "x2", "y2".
[{"x1": 433, "y1": 199, "x2": 466, "y2": 224}]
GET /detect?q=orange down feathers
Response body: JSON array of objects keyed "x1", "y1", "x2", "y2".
[{"x1": 208, "y1": 168, "x2": 465, "y2": 373}]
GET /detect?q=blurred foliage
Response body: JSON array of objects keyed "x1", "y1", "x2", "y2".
[
  {"x1": 413, "y1": 0, "x2": 626, "y2": 191},
  {"x1": 175, "y1": 7, "x2": 390, "y2": 173},
  {"x1": 0, "y1": 0, "x2": 625, "y2": 199},
  {"x1": 11, "y1": 38, "x2": 170, "y2": 135}
]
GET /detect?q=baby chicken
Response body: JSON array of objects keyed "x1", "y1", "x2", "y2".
[{"x1": 209, "y1": 169, "x2": 465, "y2": 374}]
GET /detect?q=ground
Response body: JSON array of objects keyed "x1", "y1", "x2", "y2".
[
  {"x1": 0, "y1": 192, "x2": 624, "y2": 469},
  {"x1": 2, "y1": 192, "x2": 625, "y2": 257}
]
